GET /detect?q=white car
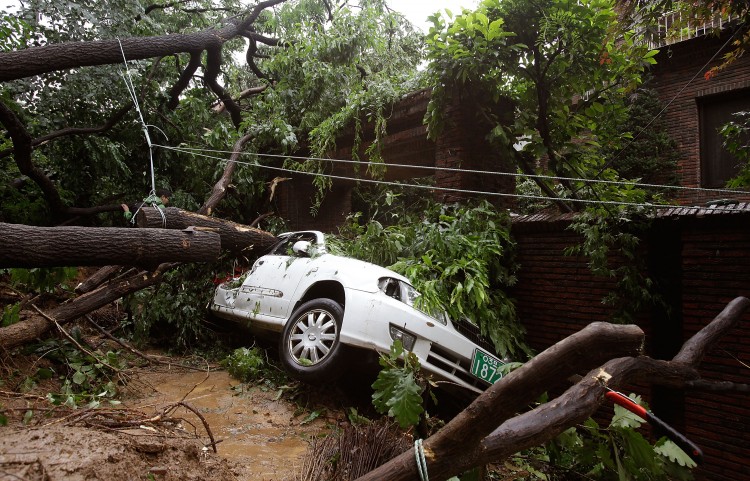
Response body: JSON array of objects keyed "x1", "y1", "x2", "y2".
[{"x1": 211, "y1": 230, "x2": 505, "y2": 394}]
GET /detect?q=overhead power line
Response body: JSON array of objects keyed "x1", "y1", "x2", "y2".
[
  {"x1": 155, "y1": 144, "x2": 691, "y2": 209},
  {"x1": 154, "y1": 144, "x2": 750, "y2": 198}
]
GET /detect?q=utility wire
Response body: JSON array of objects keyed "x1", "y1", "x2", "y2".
[
  {"x1": 156, "y1": 145, "x2": 685, "y2": 209},
  {"x1": 154, "y1": 143, "x2": 750, "y2": 197}
]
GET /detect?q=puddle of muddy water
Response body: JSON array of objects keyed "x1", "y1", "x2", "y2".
[{"x1": 127, "y1": 369, "x2": 328, "y2": 481}]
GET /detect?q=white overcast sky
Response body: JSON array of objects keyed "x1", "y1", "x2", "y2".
[{"x1": 393, "y1": 0, "x2": 479, "y2": 32}]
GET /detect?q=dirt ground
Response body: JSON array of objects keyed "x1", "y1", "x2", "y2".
[{"x1": 0, "y1": 364, "x2": 342, "y2": 481}]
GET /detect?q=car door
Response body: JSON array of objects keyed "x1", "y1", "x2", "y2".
[{"x1": 233, "y1": 233, "x2": 318, "y2": 320}]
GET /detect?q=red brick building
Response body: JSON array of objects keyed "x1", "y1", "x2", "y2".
[{"x1": 649, "y1": 19, "x2": 750, "y2": 205}]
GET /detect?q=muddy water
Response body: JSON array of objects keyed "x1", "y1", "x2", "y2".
[{"x1": 128, "y1": 369, "x2": 327, "y2": 481}]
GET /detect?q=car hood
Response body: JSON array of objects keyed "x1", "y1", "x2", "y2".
[{"x1": 308, "y1": 253, "x2": 410, "y2": 292}]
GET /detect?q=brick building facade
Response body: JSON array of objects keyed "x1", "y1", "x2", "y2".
[
  {"x1": 512, "y1": 205, "x2": 750, "y2": 481},
  {"x1": 650, "y1": 29, "x2": 750, "y2": 205}
]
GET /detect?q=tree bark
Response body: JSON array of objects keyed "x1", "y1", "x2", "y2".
[
  {"x1": 0, "y1": 222, "x2": 221, "y2": 268},
  {"x1": 0, "y1": 0, "x2": 289, "y2": 82},
  {"x1": 0, "y1": 267, "x2": 171, "y2": 350},
  {"x1": 199, "y1": 133, "x2": 255, "y2": 216},
  {"x1": 136, "y1": 207, "x2": 277, "y2": 255},
  {"x1": 356, "y1": 297, "x2": 750, "y2": 481}
]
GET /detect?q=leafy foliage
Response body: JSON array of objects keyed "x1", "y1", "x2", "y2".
[
  {"x1": 602, "y1": 82, "x2": 679, "y2": 189},
  {"x1": 565, "y1": 205, "x2": 663, "y2": 323},
  {"x1": 371, "y1": 340, "x2": 425, "y2": 429},
  {"x1": 532, "y1": 393, "x2": 696, "y2": 480},
  {"x1": 8, "y1": 267, "x2": 78, "y2": 294},
  {"x1": 222, "y1": 347, "x2": 267, "y2": 382},
  {"x1": 720, "y1": 110, "x2": 750, "y2": 188},
  {"x1": 424, "y1": 0, "x2": 658, "y2": 208},
  {"x1": 125, "y1": 262, "x2": 219, "y2": 349},
  {"x1": 333, "y1": 199, "x2": 527, "y2": 358},
  {"x1": 1, "y1": 302, "x2": 21, "y2": 327},
  {"x1": 29, "y1": 337, "x2": 123, "y2": 408},
  {"x1": 241, "y1": 0, "x2": 423, "y2": 212}
]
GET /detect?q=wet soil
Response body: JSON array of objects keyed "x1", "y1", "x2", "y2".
[{"x1": 0, "y1": 366, "x2": 336, "y2": 481}]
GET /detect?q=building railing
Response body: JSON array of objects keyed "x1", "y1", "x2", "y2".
[{"x1": 644, "y1": 10, "x2": 736, "y2": 49}]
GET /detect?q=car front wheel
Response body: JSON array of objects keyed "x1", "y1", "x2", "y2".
[{"x1": 279, "y1": 298, "x2": 346, "y2": 383}]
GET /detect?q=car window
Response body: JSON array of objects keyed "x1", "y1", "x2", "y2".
[
  {"x1": 377, "y1": 277, "x2": 448, "y2": 325},
  {"x1": 270, "y1": 232, "x2": 320, "y2": 256},
  {"x1": 378, "y1": 278, "x2": 402, "y2": 300}
]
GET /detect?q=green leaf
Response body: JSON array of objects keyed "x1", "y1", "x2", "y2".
[
  {"x1": 72, "y1": 370, "x2": 87, "y2": 385},
  {"x1": 300, "y1": 409, "x2": 324, "y2": 425},
  {"x1": 654, "y1": 438, "x2": 697, "y2": 468},
  {"x1": 618, "y1": 427, "x2": 656, "y2": 469},
  {"x1": 611, "y1": 393, "x2": 645, "y2": 428}
]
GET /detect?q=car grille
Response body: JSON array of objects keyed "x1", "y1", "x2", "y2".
[
  {"x1": 426, "y1": 344, "x2": 488, "y2": 389},
  {"x1": 452, "y1": 319, "x2": 496, "y2": 353}
]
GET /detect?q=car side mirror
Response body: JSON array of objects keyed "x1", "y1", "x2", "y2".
[{"x1": 292, "y1": 240, "x2": 311, "y2": 256}]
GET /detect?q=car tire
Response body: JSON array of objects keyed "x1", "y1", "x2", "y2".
[{"x1": 279, "y1": 298, "x2": 346, "y2": 383}]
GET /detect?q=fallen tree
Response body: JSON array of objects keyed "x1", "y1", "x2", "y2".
[
  {"x1": 136, "y1": 206, "x2": 277, "y2": 255},
  {"x1": 0, "y1": 265, "x2": 172, "y2": 350},
  {"x1": 0, "y1": 136, "x2": 260, "y2": 349},
  {"x1": 0, "y1": 222, "x2": 221, "y2": 268},
  {"x1": 355, "y1": 297, "x2": 750, "y2": 481}
]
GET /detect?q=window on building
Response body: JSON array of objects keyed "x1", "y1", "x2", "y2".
[{"x1": 699, "y1": 90, "x2": 750, "y2": 188}]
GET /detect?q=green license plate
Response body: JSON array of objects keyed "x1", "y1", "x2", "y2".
[{"x1": 470, "y1": 348, "x2": 504, "y2": 384}]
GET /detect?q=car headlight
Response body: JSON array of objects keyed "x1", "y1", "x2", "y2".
[{"x1": 389, "y1": 324, "x2": 417, "y2": 351}]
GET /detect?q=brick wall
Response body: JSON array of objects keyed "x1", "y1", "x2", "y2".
[
  {"x1": 511, "y1": 210, "x2": 750, "y2": 481},
  {"x1": 650, "y1": 33, "x2": 750, "y2": 205},
  {"x1": 276, "y1": 179, "x2": 352, "y2": 232},
  {"x1": 434, "y1": 95, "x2": 516, "y2": 209},
  {"x1": 679, "y1": 218, "x2": 750, "y2": 481}
]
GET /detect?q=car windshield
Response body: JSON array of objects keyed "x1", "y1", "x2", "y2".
[
  {"x1": 378, "y1": 277, "x2": 448, "y2": 325},
  {"x1": 271, "y1": 232, "x2": 321, "y2": 256}
]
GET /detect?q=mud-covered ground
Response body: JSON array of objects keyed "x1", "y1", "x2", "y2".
[{"x1": 0, "y1": 358, "x2": 361, "y2": 481}]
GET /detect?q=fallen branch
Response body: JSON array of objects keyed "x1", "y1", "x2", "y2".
[{"x1": 356, "y1": 297, "x2": 750, "y2": 481}]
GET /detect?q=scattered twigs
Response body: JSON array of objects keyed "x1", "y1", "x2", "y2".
[
  {"x1": 83, "y1": 315, "x2": 207, "y2": 372},
  {"x1": 178, "y1": 368, "x2": 211, "y2": 403},
  {"x1": 297, "y1": 418, "x2": 411, "y2": 481},
  {"x1": 31, "y1": 305, "x2": 120, "y2": 374},
  {"x1": 165, "y1": 401, "x2": 218, "y2": 453},
  {"x1": 0, "y1": 390, "x2": 48, "y2": 402}
]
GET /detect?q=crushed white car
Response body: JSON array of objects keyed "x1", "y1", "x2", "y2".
[{"x1": 211, "y1": 230, "x2": 505, "y2": 393}]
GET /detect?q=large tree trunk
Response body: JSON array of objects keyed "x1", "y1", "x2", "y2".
[
  {"x1": 356, "y1": 297, "x2": 750, "y2": 481},
  {"x1": 136, "y1": 207, "x2": 277, "y2": 255},
  {"x1": 0, "y1": 0, "x2": 287, "y2": 82},
  {"x1": 0, "y1": 222, "x2": 221, "y2": 268}
]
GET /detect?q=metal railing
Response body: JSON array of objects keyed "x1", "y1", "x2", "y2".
[{"x1": 645, "y1": 10, "x2": 736, "y2": 49}]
